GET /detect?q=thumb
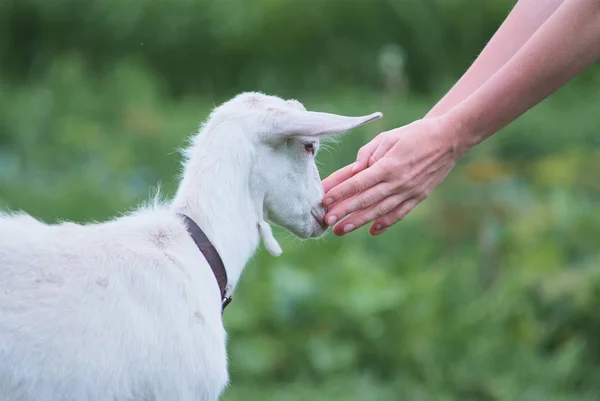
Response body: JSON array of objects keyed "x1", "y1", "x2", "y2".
[{"x1": 352, "y1": 135, "x2": 384, "y2": 173}]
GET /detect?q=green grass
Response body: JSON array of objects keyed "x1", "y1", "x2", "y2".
[{"x1": 2, "y1": 57, "x2": 600, "y2": 401}]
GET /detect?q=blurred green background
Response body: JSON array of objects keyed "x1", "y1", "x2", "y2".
[{"x1": 2, "y1": 0, "x2": 600, "y2": 400}]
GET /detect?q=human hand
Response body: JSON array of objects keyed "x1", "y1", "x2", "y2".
[{"x1": 322, "y1": 116, "x2": 466, "y2": 236}]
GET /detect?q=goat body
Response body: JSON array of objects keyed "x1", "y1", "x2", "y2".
[{"x1": 0, "y1": 92, "x2": 382, "y2": 401}]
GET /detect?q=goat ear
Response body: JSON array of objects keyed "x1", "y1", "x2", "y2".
[
  {"x1": 272, "y1": 110, "x2": 383, "y2": 138},
  {"x1": 258, "y1": 220, "x2": 282, "y2": 257}
]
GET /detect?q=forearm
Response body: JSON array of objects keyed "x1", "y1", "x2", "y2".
[
  {"x1": 446, "y1": 0, "x2": 600, "y2": 151},
  {"x1": 426, "y1": 0, "x2": 565, "y2": 118}
]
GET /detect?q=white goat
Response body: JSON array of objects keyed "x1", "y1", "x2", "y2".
[{"x1": 0, "y1": 92, "x2": 382, "y2": 401}]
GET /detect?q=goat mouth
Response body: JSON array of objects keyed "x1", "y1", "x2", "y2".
[{"x1": 311, "y1": 212, "x2": 328, "y2": 230}]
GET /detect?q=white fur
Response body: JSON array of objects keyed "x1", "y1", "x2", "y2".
[{"x1": 0, "y1": 92, "x2": 381, "y2": 401}]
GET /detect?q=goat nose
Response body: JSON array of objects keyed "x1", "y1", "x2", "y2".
[
  {"x1": 317, "y1": 204, "x2": 329, "y2": 225},
  {"x1": 316, "y1": 202, "x2": 328, "y2": 215},
  {"x1": 311, "y1": 205, "x2": 328, "y2": 230}
]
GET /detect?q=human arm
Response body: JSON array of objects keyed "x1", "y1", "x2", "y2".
[
  {"x1": 448, "y1": 0, "x2": 600, "y2": 149},
  {"x1": 426, "y1": 0, "x2": 566, "y2": 118},
  {"x1": 349, "y1": 0, "x2": 566, "y2": 174},
  {"x1": 322, "y1": 0, "x2": 600, "y2": 236}
]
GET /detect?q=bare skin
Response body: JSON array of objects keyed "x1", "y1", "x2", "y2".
[{"x1": 322, "y1": 0, "x2": 600, "y2": 236}]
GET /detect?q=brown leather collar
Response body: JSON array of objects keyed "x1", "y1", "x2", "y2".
[{"x1": 178, "y1": 213, "x2": 232, "y2": 313}]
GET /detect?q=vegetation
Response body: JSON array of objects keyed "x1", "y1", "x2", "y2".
[{"x1": 2, "y1": 0, "x2": 600, "y2": 399}]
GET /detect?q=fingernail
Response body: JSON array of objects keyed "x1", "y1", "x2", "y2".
[
  {"x1": 328, "y1": 215, "x2": 337, "y2": 225},
  {"x1": 344, "y1": 224, "x2": 355, "y2": 233},
  {"x1": 325, "y1": 198, "x2": 334, "y2": 206},
  {"x1": 375, "y1": 224, "x2": 383, "y2": 231}
]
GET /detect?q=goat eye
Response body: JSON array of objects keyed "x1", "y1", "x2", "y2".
[{"x1": 304, "y1": 143, "x2": 315, "y2": 155}]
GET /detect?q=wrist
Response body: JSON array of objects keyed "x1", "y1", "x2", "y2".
[{"x1": 439, "y1": 103, "x2": 485, "y2": 157}]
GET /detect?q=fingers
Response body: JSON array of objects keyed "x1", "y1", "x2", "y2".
[
  {"x1": 369, "y1": 196, "x2": 423, "y2": 235},
  {"x1": 331, "y1": 194, "x2": 407, "y2": 235},
  {"x1": 322, "y1": 164, "x2": 355, "y2": 194},
  {"x1": 369, "y1": 136, "x2": 395, "y2": 167},
  {"x1": 323, "y1": 131, "x2": 395, "y2": 202},
  {"x1": 351, "y1": 136, "x2": 384, "y2": 173},
  {"x1": 322, "y1": 163, "x2": 384, "y2": 207},
  {"x1": 324, "y1": 182, "x2": 391, "y2": 226}
]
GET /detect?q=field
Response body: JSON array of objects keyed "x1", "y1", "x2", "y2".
[{"x1": 2, "y1": 0, "x2": 600, "y2": 399}]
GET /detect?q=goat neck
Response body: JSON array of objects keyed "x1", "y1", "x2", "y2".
[{"x1": 170, "y1": 121, "x2": 260, "y2": 294}]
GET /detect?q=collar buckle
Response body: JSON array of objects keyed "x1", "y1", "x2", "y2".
[{"x1": 222, "y1": 296, "x2": 233, "y2": 314}]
